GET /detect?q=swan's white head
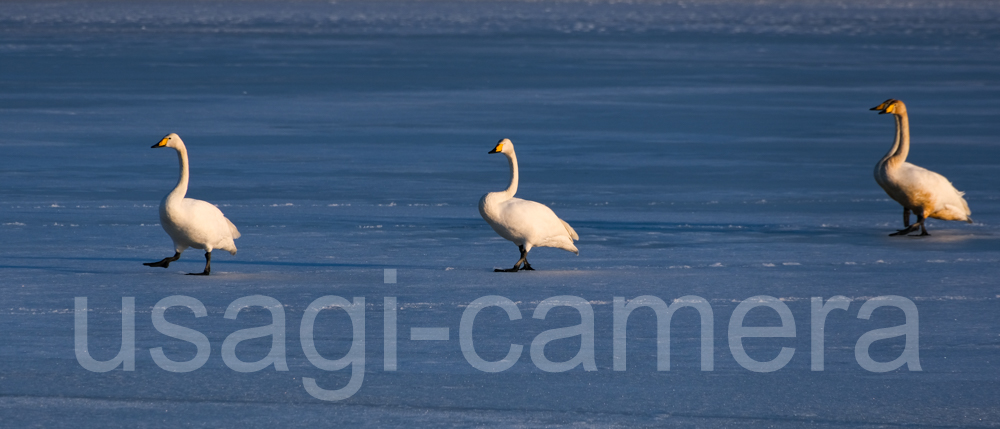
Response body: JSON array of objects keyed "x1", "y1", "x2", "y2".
[
  {"x1": 488, "y1": 138, "x2": 513, "y2": 155},
  {"x1": 870, "y1": 99, "x2": 907, "y2": 115},
  {"x1": 152, "y1": 133, "x2": 184, "y2": 149}
]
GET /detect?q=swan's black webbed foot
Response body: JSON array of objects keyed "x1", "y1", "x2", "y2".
[
  {"x1": 144, "y1": 252, "x2": 181, "y2": 268},
  {"x1": 889, "y1": 225, "x2": 919, "y2": 236},
  {"x1": 890, "y1": 222, "x2": 928, "y2": 237},
  {"x1": 495, "y1": 267, "x2": 520, "y2": 273},
  {"x1": 185, "y1": 252, "x2": 212, "y2": 276},
  {"x1": 521, "y1": 262, "x2": 535, "y2": 271}
]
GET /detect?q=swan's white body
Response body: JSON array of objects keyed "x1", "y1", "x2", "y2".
[
  {"x1": 154, "y1": 133, "x2": 239, "y2": 256},
  {"x1": 479, "y1": 139, "x2": 578, "y2": 270},
  {"x1": 871, "y1": 99, "x2": 971, "y2": 234}
]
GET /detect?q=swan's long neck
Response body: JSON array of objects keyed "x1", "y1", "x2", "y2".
[
  {"x1": 879, "y1": 114, "x2": 902, "y2": 166},
  {"x1": 879, "y1": 113, "x2": 910, "y2": 171},
  {"x1": 891, "y1": 112, "x2": 910, "y2": 165},
  {"x1": 168, "y1": 143, "x2": 190, "y2": 201},
  {"x1": 501, "y1": 150, "x2": 519, "y2": 199}
]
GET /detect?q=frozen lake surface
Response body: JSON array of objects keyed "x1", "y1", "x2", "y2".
[{"x1": 2, "y1": 0, "x2": 1000, "y2": 427}]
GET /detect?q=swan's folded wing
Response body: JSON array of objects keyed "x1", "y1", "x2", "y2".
[{"x1": 180, "y1": 198, "x2": 241, "y2": 245}]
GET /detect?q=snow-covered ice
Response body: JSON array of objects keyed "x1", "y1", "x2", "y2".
[{"x1": 2, "y1": 0, "x2": 999, "y2": 427}]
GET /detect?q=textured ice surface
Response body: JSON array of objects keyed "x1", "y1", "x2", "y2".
[{"x1": 2, "y1": 0, "x2": 1000, "y2": 427}]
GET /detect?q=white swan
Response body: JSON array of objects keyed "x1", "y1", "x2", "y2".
[
  {"x1": 144, "y1": 133, "x2": 240, "y2": 275},
  {"x1": 479, "y1": 139, "x2": 579, "y2": 272},
  {"x1": 871, "y1": 99, "x2": 972, "y2": 236}
]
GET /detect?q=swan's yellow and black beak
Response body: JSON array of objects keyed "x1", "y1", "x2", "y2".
[
  {"x1": 151, "y1": 137, "x2": 169, "y2": 148},
  {"x1": 488, "y1": 141, "x2": 504, "y2": 154},
  {"x1": 870, "y1": 99, "x2": 896, "y2": 115}
]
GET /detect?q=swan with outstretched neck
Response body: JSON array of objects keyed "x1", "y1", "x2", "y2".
[
  {"x1": 144, "y1": 133, "x2": 240, "y2": 275},
  {"x1": 479, "y1": 138, "x2": 578, "y2": 272},
  {"x1": 870, "y1": 99, "x2": 972, "y2": 236}
]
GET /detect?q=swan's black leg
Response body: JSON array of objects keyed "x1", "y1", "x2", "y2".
[
  {"x1": 144, "y1": 252, "x2": 180, "y2": 268},
  {"x1": 495, "y1": 246, "x2": 528, "y2": 272},
  {"x1": 186, "y1": 251, "x2": 211, "y2": 276},
  {"x1": 517, "y1": 246, "x2": 535, "y2": 271},
  {"x1": 890, "y1": 215, "x2": 928, "y2": 237},
  {"x1": 521, "y1": 246, "x2": 535, "y2": 271},
  {"x1": 891, "y1": 210, "x2": 919, "y2": 236},
  {"x1": 918, "y1": 214, "x2": 930, "y2": 236}
]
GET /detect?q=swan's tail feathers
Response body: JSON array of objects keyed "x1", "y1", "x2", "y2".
[
  {"x1": 226, "y1": 217, "x2": 241, "y2": 239},
  {"x1": 955, "y1": 189, "x2": 971, "y2": 215},
  {"x1": 539, "y1": 236, "x2": 579, "y2": 255},
  {"x1": 221, "y1": 217, "x2": 240, "y2": 256},
  {"x1": 559, "y1": 240, "x2": 579, "y2": 255},
  {"x1": 958, "y1": 191, "x2": 972, "y2": 217},
  {"x1": 938, "y1": 203, "x2": 973, "y2": 223},
  {"x1": 560, "y1": 219, "x2": 579, "y2": 241}
]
